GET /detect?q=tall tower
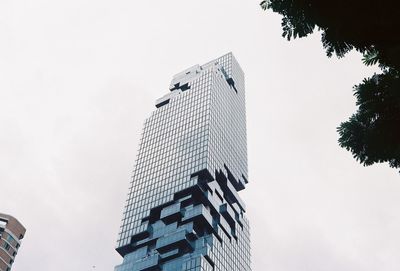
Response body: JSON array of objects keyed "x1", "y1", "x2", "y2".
[{"x1": 115, "y1": 53, "x2": 251, "y2": 271}]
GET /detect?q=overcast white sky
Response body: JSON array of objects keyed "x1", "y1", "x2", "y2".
[{"x1": 1, "y1": 0, "x2": 400, "y2": 270}]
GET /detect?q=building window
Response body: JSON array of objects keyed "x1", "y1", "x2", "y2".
[
  {"x1": 2, "y1": 242, "x2": 10, "y2": 251},
  {"x1": 6, "y1": 234, "x2": 15, "y2": 245}
]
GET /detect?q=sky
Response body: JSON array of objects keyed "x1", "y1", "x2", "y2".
[{"x1": 1, "y1": 0, "x2": 400, "y2": 270}]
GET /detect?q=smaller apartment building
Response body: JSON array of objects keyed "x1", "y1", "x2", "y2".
[{"x1": 0, "y1": 214, "x2": 26, "y2": 271}]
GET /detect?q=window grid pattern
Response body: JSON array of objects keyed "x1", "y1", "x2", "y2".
[
  {"x1": 117, "y1": 69, "x2": 214, "y2": 247},
  {"x1": 207, "y1": 54, "x2": 248, "y2": 186}
]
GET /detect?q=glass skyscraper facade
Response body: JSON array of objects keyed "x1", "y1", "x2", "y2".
[{"x1": 115, "y1": 53, "x2": 251, "y2": 271}]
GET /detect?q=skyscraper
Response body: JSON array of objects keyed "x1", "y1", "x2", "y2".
[
  {"x1": 0, "y1": 213, "x2": 26, "y2": 271},
  {"x1": 115, "y1": 53, "x2": 251, "y2": 271}
]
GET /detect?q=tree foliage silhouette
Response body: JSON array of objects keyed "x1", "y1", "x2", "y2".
[{"x1": 261, "y1": 0, "x2": 400, "y2": 170}]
